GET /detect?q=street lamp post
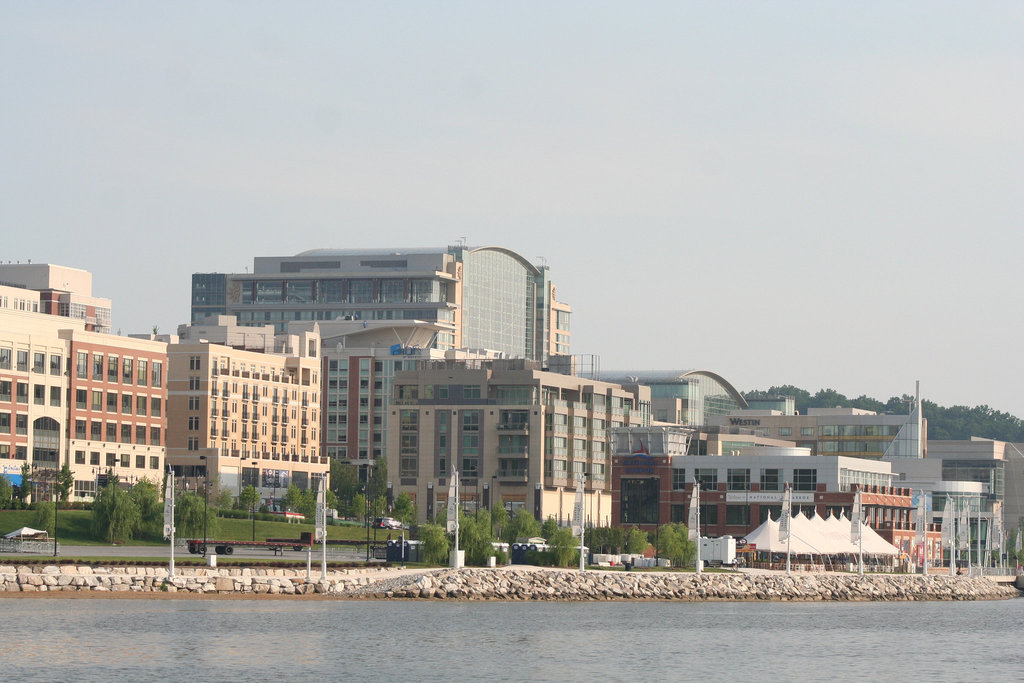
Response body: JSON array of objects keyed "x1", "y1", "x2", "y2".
[
  {"x1": 199, "y1": 455, "x2": 208, "y2": 555},
  {"x1": 249, "y1": 459, "x2": 259, "y2": 542}
]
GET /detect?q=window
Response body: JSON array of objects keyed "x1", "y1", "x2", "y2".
[
  {"x1": 793, "y1": 469, "x2": 818, "y2": 491},
  {"x1": 33, "y1": 352, "x2": 45, "y2": 373},
  {"x1": 0, "y1": 348, "x2": 10, "y2": 370},
  {"x1": 75, "y1": 450, "x2": 86, "y2": 465},
  {"x1": 107, "y1": 392, "x2": 118, "y2": 411},
  {"x1": 75, "y1": 420, "x2": 86, "y2": 439},
  {"x1": 187, "y1": 437, "x2": 198, "y2": 451},
  {"x1": 92, "y1": 354, "x2": 103, "y2": 380},
  {"x1": 33, "y1": 384, "x2": 45, "y2": 405},
  {"x1": 15, "y1": 415, "x2": 27, "y2": 435},
  {"x1": 122, "y1": 394, "x2": 132, "y2": 414},
  {"x1": 137, "y1": 360, "x2": 148, "y2": 386},
  {"x1": 0, "y1": 381, "x2": 9, "y2": 402},
  {"x1": 17, "y1": 350, "x2": 28, "y2": 372},
  {"x1": 463, "y1": 385, "x2": 481, "y2": 400},
  {"x1": 75, "y1": 389, "x2": 86, "y2": 409},
  {"x1": 91, "y1": 390, "x2": 102, "y2": 410},
  {"x1": 695, "y1": 468, "x2": 718, "y2": 490},
  {"x1": 188, "y1": 416, "x2": 200, "y2": 430},
  {"x1": 136, "y1": 455, "x2": 146, "y2": 469},
  {"x1": 108, "y1": 356, "x2": 118, "y2": 382},
  {"x1": 699, "y1": 504, "x2": 719, "y2": 525},
  {"x1": 150, "y1": 456, "x2": 160, "y2": 470},
  {"x1": 120, "y1": 453, "x2": 129, "y2": 468},
  {"x1": 779, "y1": 427, "x2": 792, "y2": 437},
  {"x1": 726, "y1": 505, "x2": 750, "y2": 525},
  {"x1": 106, "y1": 423, "x2": 116, "y2": 441},
  {"x1": 0, "y1": 412, "x2": 8, "y2": 433},
  {"x1": 49, "y1": 386, "x2": 61, "y2": 407},
  {"x1": 150, "y1": 427, "x2": 161, "y2": 445},
  {"x1": 90, "y1": 451, "x2": 100, "y2": 466},
  {"x1": 760, "y1": 468, "x2": 781, "y2": 491},
  {"x1": 121, "y1": 424, "x2": 132, "y2": 443},
  {"x1": 189, "y1": 355, "x2": 201, "y2": 371},
  {"x1": 122, "y1": 358, "x2": 133, "y2": 383},
  {"x1": 727, "y1": 469, "x2": 750, "y2": 491},
  {"x1": 91, "y1": 421, "x2": 101, "y2": 440},
  {"x1": 189, "y1": 376, "x2": 201, "y2": 390},
  {"x1": 136, "y1": 395, "x2": 147, "y2": 415},
  {"x1": 801, "y1": 427, "x2": 814, "y2": 437},
  {"x1": 76, "y1": 352, "x2": 88, "y2": 378},
  {"x1": 49, "y1": 354, "x2": 61, "y2": 376},
  {"x1": 151, "y1": 398, "x2": 162, "y2": 417},
  {"x1": 16, "y1": 382, "x2": 28, "y2": 404},
  {"x1": 151, "y1": 361, "x2": 163, "y2": 387}
]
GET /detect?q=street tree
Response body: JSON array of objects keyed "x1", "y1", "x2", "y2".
[{"x1": 91, "y1": 480, "x2": 142, "y2": 543}]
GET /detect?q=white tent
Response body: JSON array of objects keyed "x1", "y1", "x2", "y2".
[
  {"x1": 833, "y1": 513, "x2": 900, "y2": 556},
  {"x1": 3, "y1": 527, "x2": 47, "y2": 539},
  {"x1": 743, "y1": 513, "x2": 899, "y2": 557}
]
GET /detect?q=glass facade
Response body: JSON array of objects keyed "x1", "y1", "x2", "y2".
[{"x1": 461, "y1": 249, "x2": 532, "y2": 358}]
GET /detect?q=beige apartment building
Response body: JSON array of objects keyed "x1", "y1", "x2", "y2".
[
  {"x1": 387, "y1": 358, "x2": 650, "y2": 525},
  {"x1": 166, "y1": 317, "x2": 328, "y2": 508}
]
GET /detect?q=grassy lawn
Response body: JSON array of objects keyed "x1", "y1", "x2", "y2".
[{"x1": 0, "y1": 509, "x2": 399, "y2": 546}]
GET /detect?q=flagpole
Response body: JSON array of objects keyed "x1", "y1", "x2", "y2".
[
  {"x1": 454, "y1": 471, "x2": 460, "y2": 567},
  {"x1": 695, "y1": 481, "x2": 702, "y2": 576},
  {"x1": 163, "y1": 469, "x2": 176, "y2": 579},
  {"x1": 946, "y1": 496, "x2": 955, "y2": 577}
]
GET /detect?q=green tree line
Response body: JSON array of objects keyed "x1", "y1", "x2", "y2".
[{"x1": 745, "y1": 385, "x2": 1024, "y2": 442}]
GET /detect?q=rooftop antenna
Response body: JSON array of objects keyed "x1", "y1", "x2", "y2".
[{"x1": 537, "y1": 256, "x2": 548, "y2": 268}]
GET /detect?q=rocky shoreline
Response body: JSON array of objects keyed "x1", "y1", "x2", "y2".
[{"x1": 0, "y1": 564, "x2": 1019, "y2": 602}]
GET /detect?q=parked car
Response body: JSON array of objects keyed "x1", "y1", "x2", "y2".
[{"x1": 373, "y1": 517, "x2": 403, "y2": 530}]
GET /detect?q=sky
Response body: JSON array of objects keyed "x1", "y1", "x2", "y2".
[{"x1": 2, "y1": 2, "x2": 1022, "y2": 415}]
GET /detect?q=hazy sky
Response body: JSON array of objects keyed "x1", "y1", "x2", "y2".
[{"x1": 3, "y1": 3, "x2": 1022, "y2": 415}]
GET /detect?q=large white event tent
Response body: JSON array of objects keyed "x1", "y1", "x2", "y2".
[{"x1": 743, "y1": 512, "x2": 898, "y2": 557}]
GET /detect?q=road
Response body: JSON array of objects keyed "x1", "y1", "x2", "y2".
[{"x1": 8, "y1": 544, "x2": 373, "y2": 563}]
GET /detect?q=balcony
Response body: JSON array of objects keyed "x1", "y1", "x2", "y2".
[
  {"x1": 497, "y1": 423, "x2": 529, "y2": 432},
  {"x1": 497, "y1": 470, "x2": 529, "y2": 482}
]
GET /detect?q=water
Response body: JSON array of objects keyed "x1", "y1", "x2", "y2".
[{"x1": 2, "y1": 597, "x2": 1020, "y2": 681}]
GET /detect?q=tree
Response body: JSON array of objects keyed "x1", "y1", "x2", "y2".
[
  {"x1": 392, "y1": 493, "x2": 416, "y2": 526},
  {"x1": 281, "y1": 483, "x2": 304, "y2": 512},
  {"x1": 92, "y1": 480, "x2": 142, "y2": 543},
  {"x1": 368, "y1": 457, "x2": 388, "y2": 503},
  {"x1": 540, "y1": 516, "x2": 559, "y2": 540},
  {"x1": 503, "y1": 508, "x2": 541, "y2": 543},
  {"x1": 418, "y1": 523, "x2": 450, "y2": 565},
  {"x1": 330, "y1": 459, "x2": 359, "y2": 514},
  {"x1": 352, "y1": 493, "x2": 368, "y2": 520},
  {"x1": 238, "y1": 485, "x2": 259, "y2": 513},
  {"x1": 657, "y1": 523, "x2": 697, "y2": 568},
  {"x1": 625, "y1": 526, "x2": 648, "y2": 555},
  {"x1": 131, "y1": 480, "x2": 162, "y2": 538},
  {"x1": 57, "y1": 465, "x2": 73, "y2": 503},
  {"x1": 18, "y1": 463, "x2": 33, "y2": 503},
  {"x1": 175, "y1": 491, "x2": 219, "y2": 539},
  {"x1": 34, "y1": 500, "x2": 55, "y2": 535},
  {"x1": 0, "y1": 474, "x2": 11, "y2": 507},
  {"x1": 460, "y1": 509, "x2": 496, "y2": 566},
  {"x1": 547, "y1": 527, "x2": 580, "y2": 567},
  {"x1": 490, "y1": 504, "x2": 509, "y2": 540}
]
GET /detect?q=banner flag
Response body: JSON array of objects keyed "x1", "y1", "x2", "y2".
[
  {"x1": 162, "y1": 471, "x2": 175, "y2": 540},
  {"x1": 780, "y1": 485, "x2": 793, "y2": 543},
  {"x1": 315, "y1": 477, "x2": 327, "y2": 542},
  {"x1": 446, "y1": 468, "x2": 459, "y2": 534},
  {"x1": 571, "y1": 475, "x2": 585, "y2": 536},
  {"x1": 687, "y1": 481, "x2": 700, "y2": 541}
]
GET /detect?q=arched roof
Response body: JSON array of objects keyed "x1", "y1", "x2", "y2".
[
  {"x1": 606, "y1": 369, "x2": 749, "y2": 409},
  {"x1": 679, "y1": 370, "x2": 749, "y2": 409},
  {"x1": 465, "y1": 247, "x2": 542, "y2": 275}
]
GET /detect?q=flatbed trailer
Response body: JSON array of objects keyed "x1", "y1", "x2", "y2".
[{"x1": 186, "y1": 539, "x2": 309, "y2": 556}]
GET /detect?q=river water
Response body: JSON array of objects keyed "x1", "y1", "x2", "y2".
[{"x1": 2, "y1": 597, "x2": 1020, "y2": 681}]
